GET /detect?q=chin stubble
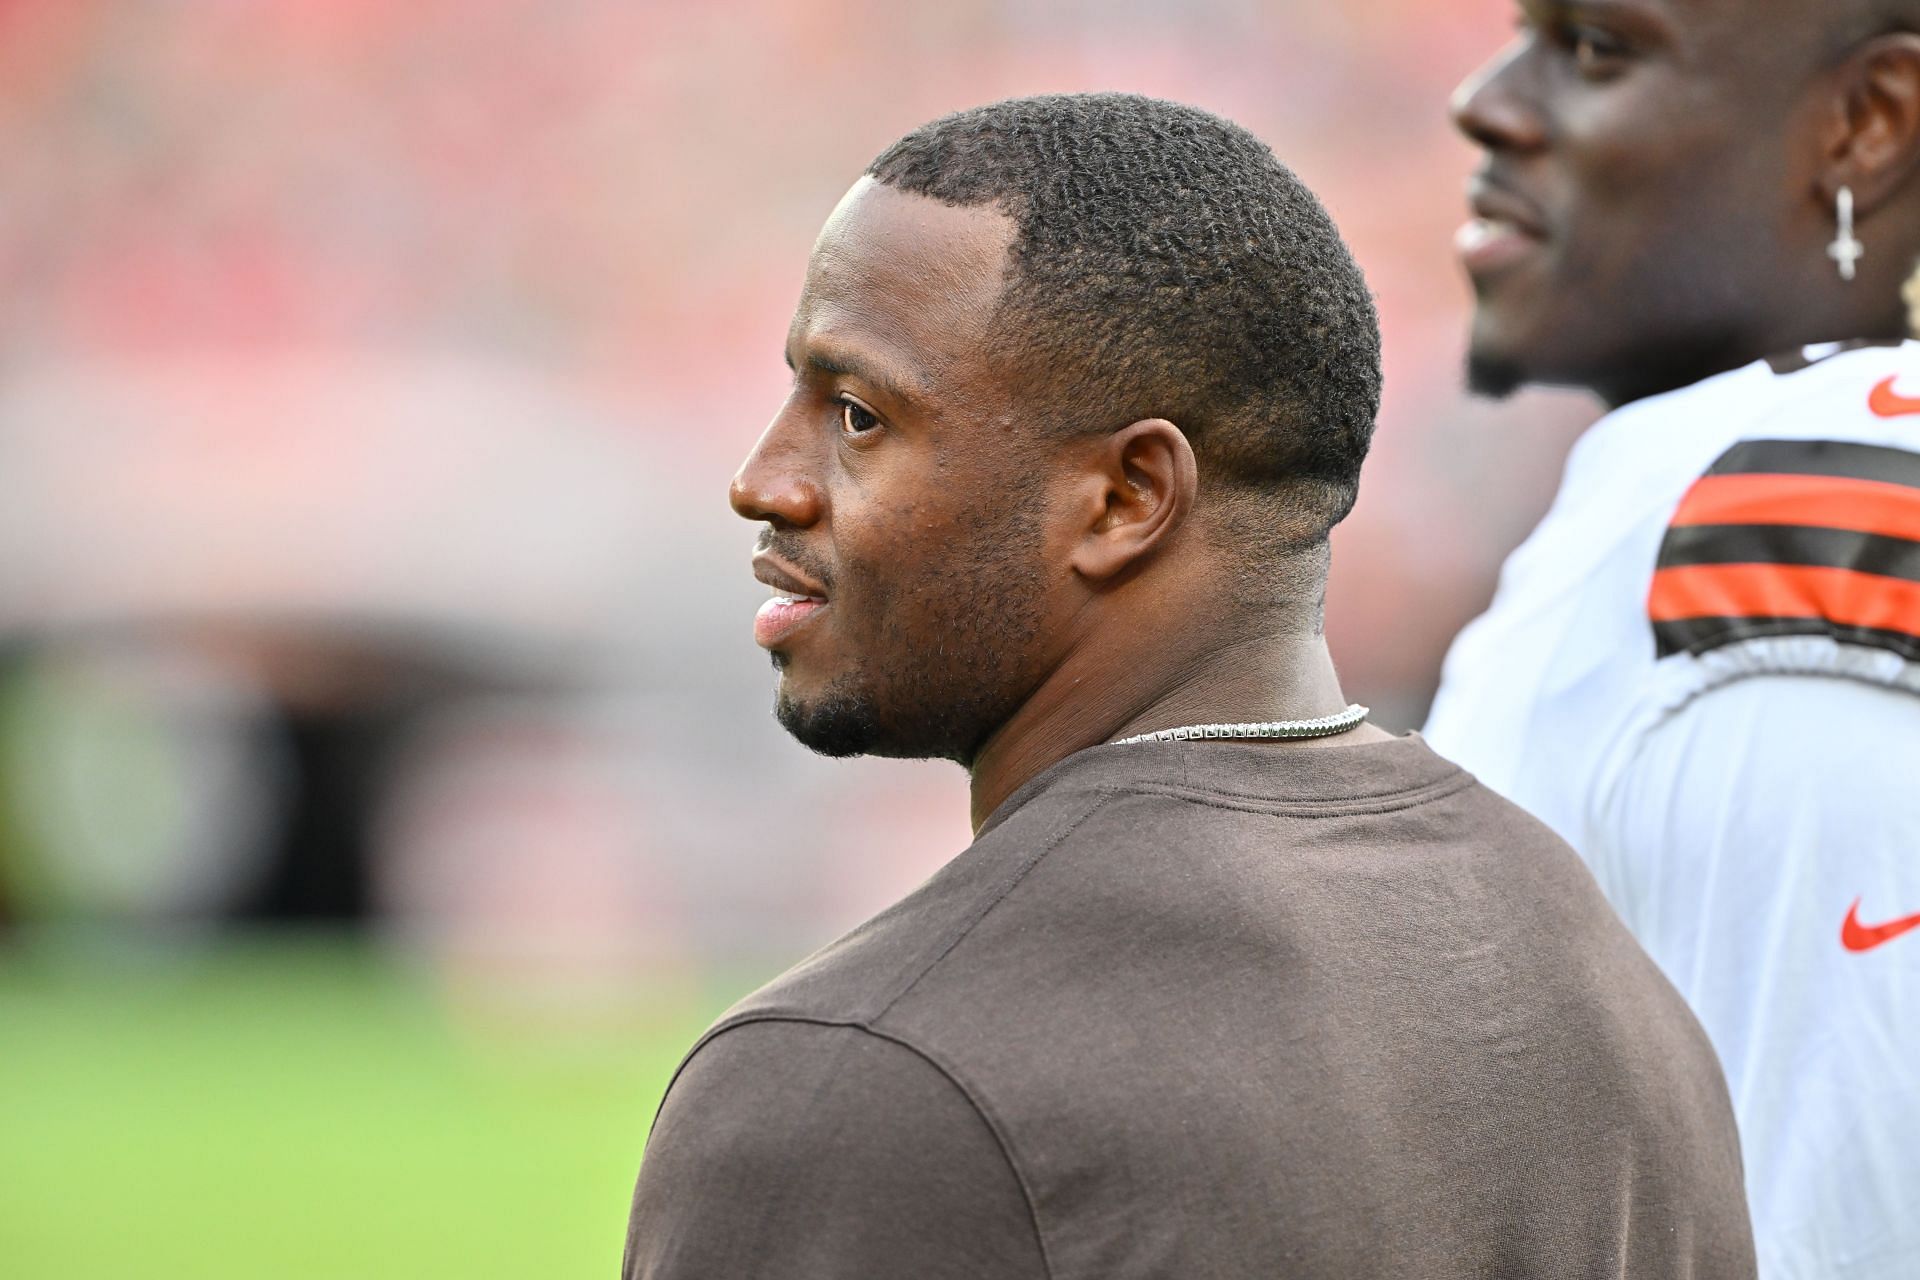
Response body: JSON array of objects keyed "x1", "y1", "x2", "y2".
[
  {"x1": 1465, "y1": 349, "x2": 1526, "y2": 400},
  {"x1": 770, "y1": 483, "x2": 1049, "y2": 766}
]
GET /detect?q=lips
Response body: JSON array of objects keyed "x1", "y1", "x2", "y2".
[
  {"x1": 755, "y1": 594, "x2": 826, "y2": 647},
  {"x1": 751, "y1": 553, "x2": 829, "y2": 649},
  {"x1": 1458, "y1": 175, "x2": 1549, "y2": 277}
]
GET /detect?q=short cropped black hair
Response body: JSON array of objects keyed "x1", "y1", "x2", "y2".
[{"x1": 868, "y1": 92, "x2": 1381, "y2": 549}]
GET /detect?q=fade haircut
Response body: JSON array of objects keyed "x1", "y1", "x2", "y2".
[{"x1": 868, "y1": 93, "x2": 1382, "y2": 557}]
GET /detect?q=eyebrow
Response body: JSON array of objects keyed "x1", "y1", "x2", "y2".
[
  {"x1": 1520, "y1": 0, "x2": 1656, "y2": 22},
  {"x1": 784, "y1": 345, "x2": 928, "y2": 410}
]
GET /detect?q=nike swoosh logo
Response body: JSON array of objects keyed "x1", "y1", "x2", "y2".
[
  {"x1": 1867, "y1": 376, "x2": 1920, "y2": 418},
  {"x1": 1841, "y1": 898, "x2": 1920, "y2": 952}
]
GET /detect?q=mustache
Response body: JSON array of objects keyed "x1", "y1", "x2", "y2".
[{"x1": 754, "y1": 530, "x2": 835, "y2": 592}]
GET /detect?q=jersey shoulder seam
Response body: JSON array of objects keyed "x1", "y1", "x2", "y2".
[{"x1": 666, "y1": 1013, "x2": 1059, "y2": 1279}]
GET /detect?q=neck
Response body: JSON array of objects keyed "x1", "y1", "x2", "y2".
[
  {"x1": 965, "y1": 620, "x2": 1383, "y2": 833},
  {"x1": 1598, "y1": 302, "x2": 1911, "y2": 410}
]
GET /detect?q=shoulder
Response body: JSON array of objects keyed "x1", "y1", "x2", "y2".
[
  {"x1": 718, "y1": 777, "x2": 1126, "y2": 1028},
  {"x1": 1589, "y1": 339, "x2": 1920, "y2": 478},
  {"x1": 652, "y1": 1017, "x2": 993, "y2": 1156},
  {"x1": 627, "y1": 1019, "x2": 1047, "y2": 1279},
  {"x1": 1590, "y1": 671, "x2": 1920, "y2": 921},
  {"x1": 1611, "y1": 673, "x2": 1920, "y2": 818},
  {"x1": 1643, "y1": 338, "x2": 1920, "y2": 438}
]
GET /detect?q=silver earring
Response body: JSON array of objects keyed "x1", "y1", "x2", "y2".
[{"x1": 1829, "y1": 185, "x2": 1864, "y2": 282}]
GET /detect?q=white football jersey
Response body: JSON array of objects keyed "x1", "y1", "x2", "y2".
[{"x1": 1426, "y1": 340, "x2": 1920, "y2": 1280}]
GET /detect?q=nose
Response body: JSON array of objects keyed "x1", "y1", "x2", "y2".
[
  {"x1": 1450, "y1": 39, "x2": 1547, "y2": 154},
  {"x1": 729, "y1": 406, "x2": 824, "y2": 529}
]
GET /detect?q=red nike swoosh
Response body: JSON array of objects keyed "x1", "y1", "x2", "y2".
[
  {"x1": 1840, "y1": 898, "x2": 1920, "y2": 952},
  {"x1": 1868, "y1": 376, "x2": 1920, "y2": 418}
]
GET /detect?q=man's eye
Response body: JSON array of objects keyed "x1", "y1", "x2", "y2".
[
  {"x1": 838, "y1": 398, "x2": 879, "y2": 436},
  {"x1": 1568, "y1": 26, "x2": 1627, "y2": 74}
]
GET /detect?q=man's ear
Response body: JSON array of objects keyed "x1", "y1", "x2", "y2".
[
  {"x1": 1067, "y1": 418, "x2": 1198, "y2": 583},
  {"x1": 1820, "y1": 33, "x2": 1920, "y2": 215}
]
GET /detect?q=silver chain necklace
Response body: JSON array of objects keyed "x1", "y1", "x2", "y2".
[{"x1": 1111, "y1": 703, "x2": 1369, "y2": 746}]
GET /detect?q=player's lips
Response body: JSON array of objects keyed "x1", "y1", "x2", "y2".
[
  {"x1": 752, "y1": 555, "x2": 828, "y2": 649},
  {"x1": 1458, "y1": 178, "x2": 1548, "y2": 277}
]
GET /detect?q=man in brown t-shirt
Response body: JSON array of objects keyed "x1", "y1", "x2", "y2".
[{"x1": 623, "y1": 93, "x2": 1756, "y2": 1278}]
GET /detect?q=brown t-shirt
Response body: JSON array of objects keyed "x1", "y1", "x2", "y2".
[{"x1": 623, "y1": 734, "x2": 1756, "y2": 1278}]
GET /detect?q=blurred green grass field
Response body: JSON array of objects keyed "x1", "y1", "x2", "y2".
[{"x1": 0, "y1": 935, "x2": 734, "y2": 1279}]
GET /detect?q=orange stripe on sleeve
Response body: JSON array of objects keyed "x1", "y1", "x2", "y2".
[
  {"x1": 1648, "y1": 563, "x2": 1920, "y2": 634},
  {"x1": 1669, "y1": 473, "x2": 1920, "y2": 542}
]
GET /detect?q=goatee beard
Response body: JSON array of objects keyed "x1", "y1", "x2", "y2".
[{"x1": 1465, "y1": 350, "x2": 1526, "y2": 400}]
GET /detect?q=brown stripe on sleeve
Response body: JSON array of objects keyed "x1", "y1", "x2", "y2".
[
  {"x1": 1656, "y1": 524, "x2": 1920, "y2": 581},
  {"x1": 1705, "y1": 438, "x2": 1920, "y2": 487}
]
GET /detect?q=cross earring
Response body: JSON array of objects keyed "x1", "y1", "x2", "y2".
[{"x1": 1829, "y1": 185, "x2": 1864, "y2": 282}]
